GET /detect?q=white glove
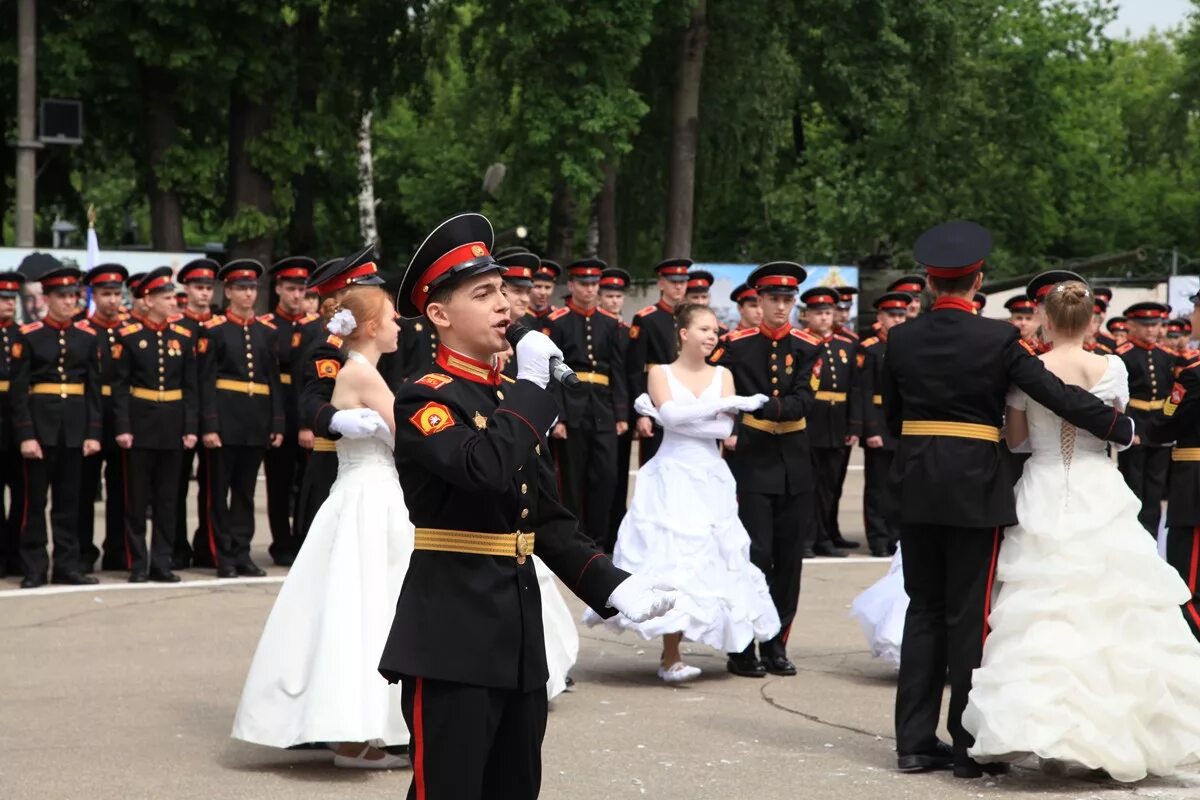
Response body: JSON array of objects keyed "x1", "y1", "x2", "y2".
[
  {"x1": 515, "y1": 330, "x2": 565, "y2": 389},
  {"x1": 724, "y1": 393, "x2": 769, "y2": 413},
  {"x1": 329, "y1": 408, "x2": 389, "y2": 440},
  {"x1": 607, "y1": 573, "x2": 677, "y2": 623}
]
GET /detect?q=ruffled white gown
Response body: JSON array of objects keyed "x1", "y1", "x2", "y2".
[
  {"x1": 232, "y1": 434, "x2": 413, "y2": 748},
  {"x1": 963, "y1": 355, "x2": 1200, "y2": 781},
  {"x1": 849, "y1": 546, "x2": 906, "y2": 669},
  {"x1": 536, "y1": 555, "x2": 580, "y2": 701},
  {"x1": 584, "y1": 365, "x2": 780, "y2": 651}
]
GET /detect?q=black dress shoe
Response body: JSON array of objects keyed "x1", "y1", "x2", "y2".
[
  {"x1": 19, "y1": 576, "x2": 46, "y2": 589},
  {"x1": 216, "y1": 566, "x2": 238, "y2": 579},
  {"x1": 761, "y1": 653, "x2": 797, "y2": 676},
  {"x1": 236, "y1": 562, "x2": 267, "y2": 578},
  {"x1": 800, "y1": 546, "x2": 816, "y2": 559},
  {"x1": 897, "y1": 741, "x2": 954, "y2": 773},
  {"x1": 149, "y1": 570, "x2": 181, "y2": 583},
  {"x1": 272, "y1": 554, "x2": 295, "y2": 568},
  {"x1": 726, "y1": 653, "x2": 767, "y2": 678},
  {"x1": 870, "y1": 547, "x2": 891, "y2": 557},
  {"x1": 811, "y1": 543, "x2": 848, "y2": 558},
  {"x1": 51, "y1": 572, "x2": 99, "y2": 586},
  {"x1": 129, "y1": 571, "x2": 149, "y2": 583},
  {"x1": 81, "y1": 562, "x2": 96, "y2": 575},
  {"x1": 953, "y1": 759, "x2": 1010, "y2": 779},
  {"x1": 101, "y1": 560, "x2": 128, "y2": 572},
  {"x1": 830, "y1": 537, "x2": 861, "y2": 549},
  {"x1": 171, "y1": 558, "x2": 191, "y2": 571}
]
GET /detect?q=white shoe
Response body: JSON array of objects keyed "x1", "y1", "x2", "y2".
[
  {"x1": 657, "y1": 661, "x2": 702, "y2": 683},
  {"x1": 333, "y1": 745, "x2": 408, "y2": 770}
]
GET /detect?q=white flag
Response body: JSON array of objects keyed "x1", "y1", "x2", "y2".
[{"x1": 86, "y1": 220, "x2": 100, "y2": 315}]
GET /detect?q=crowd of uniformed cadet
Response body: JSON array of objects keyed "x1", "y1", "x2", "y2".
[{"x1": 0, "y1": 253, "x2": 1197, "y2": 645}]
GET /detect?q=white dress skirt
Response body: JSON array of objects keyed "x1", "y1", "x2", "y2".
[
  {"x1": 963, "y1": 356, "x2": 1200, "y2": 781},
  {"x1": 849, "y1": 546, "x2": 906, "y2": 669},
  {"x1": 232, "y1": 436, "x2": 413, "y2": 748},
  {"x1": 584, "y1": 366, "x2": 780, "y2": 651}
]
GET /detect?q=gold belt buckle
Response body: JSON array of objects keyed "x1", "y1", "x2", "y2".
[{"x1": 515, "y1": 532, "x2": 534, "y2": 565}]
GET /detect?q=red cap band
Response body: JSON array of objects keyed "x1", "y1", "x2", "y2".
[
  {"x1": 600, "y1": 276, "x2": 625, "y2": 288},
  {"x1": 569, "y1": 267, "x2": 602, "y2": 278},
  {"x1": 42, "y1": 275, "x2": 79, "y2": 288},
  {"x1": 90, "y1": 272, "x2": 124, "y2": 285},
  {"x1": 275, "y1": 267, "x2": 309, "y2": 280},
  {"x1": 686, "y1": 278, "x2": 711, "y2": 289},
  {"x1": 141, "y1": 275, "x2": 171, "y2": 295},
  {"x1": 755, "y1": 275, "x2": 799, "y2": 289},
  {"x1": 734, "y1": 288, "x2": 758, "y2": 302},
  {"x1": 412, "y1": 243, "x2": 489, "y2": 311},
  {"x1": 186, "y1": 268, "x2": 214, "y2": 281},
  {"x1": 1034, "y1": 284, "x2": 1056, "y2": 300},
  {"x1": 1009, "y1": 299, "x2": 1035, "y2": 312},
  {"x1": 892, "y1": 282, "x2": 923, "y2": 293},
  {"x1": 1127, "y1": 309, "x2": 1162, "y2": 319},
  {"x1": 0, "y1": 280, "x2": 21, "y2": 292},
  {"x1": 878, "y1": 298, "x2": 907, "y2": 311},
  {"x1": 317, "y1": 261, "x2": 380, "y2": 297},
  {"x1": 658, "y1": 265, "x2": 689, "y2": 276},
  {"x1": 503, "y1": 267, "x2": 533, "y2": 280},
  {"x1": 924, "y1": 259, "x2": 984, "y2": 279},
  {"x1": 224, "y1": 269, "x2": 258, "y2": 283}
]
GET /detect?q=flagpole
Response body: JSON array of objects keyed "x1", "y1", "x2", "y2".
[{"x1": 86, "y1": 204, "x2": 100, "y2": 316}]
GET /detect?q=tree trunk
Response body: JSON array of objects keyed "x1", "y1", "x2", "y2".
[
  {"x1": 226, "y1": 88, "x2": 275, "y2": 263},
  {"x1": 288, "y1": 5, "x2": 320, "y2": 256},
  {"x1": 663, "y1": 0, "x2": 708, "y2": 259},
  {"x1": 597, "y1": 160, "x2": 618, "y2": 267},
  {"x1": 140, "y1": 64, "x2": 185, "y2": 251},
  {"x1": 547, "y1": 174, "x2": 576, "y2": 263},
  {"x1": 357, "y1": 109, "x2": 380, "y2": 252}
]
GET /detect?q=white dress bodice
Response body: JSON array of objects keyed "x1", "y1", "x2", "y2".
[{"x1": 656, "y1": 365, "x2": 729, "y2": 464}]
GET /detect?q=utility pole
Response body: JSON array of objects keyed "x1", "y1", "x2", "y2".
[{"x1": 15, "y1": 0, "x2": 39, "y2": 246}]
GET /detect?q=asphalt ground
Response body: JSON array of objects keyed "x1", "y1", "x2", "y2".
[{"x1": 2, "y1": 452, "x2": 1198, "y2": 799}]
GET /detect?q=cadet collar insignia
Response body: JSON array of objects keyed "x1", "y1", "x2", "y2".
[
  {"x1": 409, "y1": 401, "x2": 455, "y2": 436},
  {"x1": 315, "y1": 358, "x2": 340, "y2": 379},
  {"x1": 931, "y1": 296, "x2": 976, "y2": 313},
  {"x1": 473, "y1": 411, "x2": 488, "y2": 430},
  {"x1": 1165, "y1": 381, "x2": 1185, "y2": 416},
  {"x1": 415, "y1": 373, "x2": 454, "y2": 390},
  {"x1": 226, "y1": 311, "x2": 255, "y2": 327},
  {"x1": 436, "y1": 344, "x2": 500, "y2": 386},
  {"x1": 655, "y1": 299, "x2": 674, "y2": 314}
]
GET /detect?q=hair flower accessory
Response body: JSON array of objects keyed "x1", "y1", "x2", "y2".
[{"x1": 327, "y1": 308, "x2": 357, "y2": 336}]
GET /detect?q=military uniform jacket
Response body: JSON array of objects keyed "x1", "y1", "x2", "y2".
[
  {"x1": 298, "y1": 333, "x2": 345, "y2": 440},
  {"x1": 1117, "y1": 339, "x2": 1180, "y2": 446},
  {"x1": 711, "y1": 325, "x2": 821, "y2": 495},
  {"x1": 626, "y1": 301, "x2": 679, "y2": 405},
  {"x1": 855, "y1": 335, "x2": 895, "y2": 450},
  {"x1": 88, "y1": 314, "x2": 125, "y2": 441},
  {"x1": 260, "y1": 308, "x2": 322, "y2": 437},
  {"x1": 884, "y1": 300, "x2": 1130, "y2": 528},
  {"x1": 198, "y1": 313, "x2": 284, "y2": 445},
  {"x1": 1145, "y1": 359, "x2": 1200, "y2": 525},
  {"x1": 397, "y1": 317, "x2": 439, "y2": 383},
  {"x1": 380, "y1": 353, "x2": 628, "y2": 691},
  {"x1": 805, "y1": 331, "x2": 861, "y2": 448},
  {"x1": 10, "y1": 318, "x2": 103, "y2": 447},
  {"x1": 113, "y1": 318, "x2": 198, "y2": 448},
  {"x1": 0, "y1": 320, "x2": 25, "y2": 450},
  {"x1": 546, "y1": 301, "x2": 629, "y2": 426}
]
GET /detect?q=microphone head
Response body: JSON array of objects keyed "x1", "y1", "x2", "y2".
[{"x1": 505, "y1": 320, "x2": 530, "y2": 348}]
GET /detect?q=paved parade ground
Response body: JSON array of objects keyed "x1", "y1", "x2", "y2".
[{"x1": 3, "y1": 462, "x2": 1199, "y2": 800}]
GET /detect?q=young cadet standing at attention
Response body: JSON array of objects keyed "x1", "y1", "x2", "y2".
[
  {"x1": 0, "y1": 271, "x2": 27, "y2": 577},
  {"x1": 599, "y1": 267, "x2": 633, "y2": 548},
  {"x1": 380, "y1": 212, "x2": 675, "y2": 800}
]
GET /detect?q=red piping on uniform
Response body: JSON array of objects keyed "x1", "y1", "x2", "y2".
[
  {"x1": 781, "y1": 623, "x2": 792, "y2": 645},
  {"x1": 574, "y1": 552, "x2": 605, "y2": 591},
  {"x1": 1187, "y1": 528, "x2": 1200, "y2": 629},
  {"x1": 413, "y1": 677, "x2": 426, "y2": 800},
  {"x1": 982, "y1": 528, "x2": 1000, "y2": 647},
  {"x1": 493, "y1": 408, "x2": 543, "y2": 443}
]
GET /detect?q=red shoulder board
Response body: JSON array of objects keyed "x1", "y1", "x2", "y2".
[
  {"x1": 325, "y1": 334, "x2": 343, "y2": 348},
  {"x1": 1157, "y1": 344, "x2": 1178, "y2": 355},
  {"x1": 710, "y1": 346, "x2": 725, "y2": 363},
  {"x1": 634, "y1": 305, "x2": 657, "y2": 318},
  {"x1": 833, "y1": 332, "x2": 856, "y2": 344},
  {"x1": 1116, "y1": 342, "x2": 1134, "y2": 355},
  {"x1": 415, "y1": 373, "x2": 454, "y2": 390},
  {"x1": 791, "y1": 328, "x2": 822, "y2": 345},
  {"x1": 548, "y1": 307, "x2": 570, "y2": 321},
  {"x1": 258, "y1": 318, "x2": 277, "y2": 330},
  {"x1": 728, "y1": 328, "x2": 759, "y2": 342},
  {"x1": 167, "y1": 313, "x2": 183, "y2": 323},
  {"x1": 20, "y1": 321, "x2": 43, "y2": 334},
  {"x1": 861, "y1": 336, "x2": 880, "y2": 348},
  {"x1": 1018, "y1": 339, "x2": 1038, "y2": 355},
  {"x1": 171, "y1": 324, "x2": 192, "y2": 338},
  {"x1": 203, "y1": 316, "x2": 226, "y2": 329},
  {"x1": 302, "y1": 312, "x2": 320, "y2": 324},
  {"x1": 598, "y1": 308, "x2": 620, "y2": 320},
  {"x1": 119, "y1": 323, "x2": 142, "y2": 336},
  {"x1": 74, "y1": 320, "x2": 96, "y2": 334},
  {"x1": 260, "y1": 313, "x2": 275, "y2": 323}
]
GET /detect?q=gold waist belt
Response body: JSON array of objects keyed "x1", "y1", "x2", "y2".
[
  {"x1": 1172, "y1": 447, "x2": 1200, "y2": 462},
  {"x1": 279, "y1": 374, "x2": 292, "y2": 385},
  {"x1": 901, "y1": 420, "x2": 1001, "y2": 442},
  {"x1": 814, "y1": 391, "x2": 847, "y2": 403},
  {"x1": 31, "y1": 382, "x2": 84, "y2": 397},
  {"x1": 575, "y1": 371, "x2": 610, "y2": 386},
  {"x1": 131, "y1": 387, "x2": 183, "y2": 402},
  {"x1": 1127, "y1": 398, "x2": 1166, "y2": 411},
  {"x1": 101, "y1": 385, "x2": 112, "y2": 396},
  {"x1": 0, "y1": 380, "x2": 9, "y2": 392},
  {"x1": 312, "y1": 437, "x2": 337, "y2": 452},
  {"x1": 872, "y1": 394, "x2": 883, "y2": 406},
  {"x1": 741, "y1": 414, "x2": 807, "y2": 435},
  {"x1": 414, "y1": 527, "x2": 536, "y2": 565},
  {"x1": 216, "y1": 379, "x2": 271, "y2": 396}
]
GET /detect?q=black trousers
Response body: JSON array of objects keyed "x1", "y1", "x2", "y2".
[
  {"x1": 125, "y1": 448, "x2": 183, "y2": 575},
  {"x1": 1118, "y1": 445, "x2": 1170, "y2": 535},
  {"x1": 206, "y1": 445, "x2": 264, "y2": 570},
  {"x1": 402, "y1": 677, "x2": 547, "y2": 800},
  {"x1": 79, "y1": 442, "x2": 127, "y2": 570},
  {"x1": 736, "y1": 490, "x2": 809, "y2": 656},
  {"x1": 862, "y1": 447, "x2": 900, "y2": 554},
  {"x1": 829, "y1": 445, "x2": 852, "y2": 540},
  {"x1": 1, "y1": 447, "x2": 24, "y2": 575},
  {"x1": 556, "y1": 422, "x2": 616, "y2": 549},
  {"x1": 895, "y1": 523, "x2": 1001, "y2": 763},
  {"x1": 636, "y1": 425, "x2": 662, "y2": 466},
  {"x1": 1166, "y1": 525, "x2": 1200, "y2": 641},
  {"x1": 809, "y1": 445, "x2": 845, "y2": 547},
  {"x1": 20, "y1": 444, "x2": 84, "y2": 578},
  {"x1": 294, "y1": 450, "x2": 337, "y2": 548},
  {"x1": 174, "y1": 447, "x2": 213, "y2": 568},
  {"x1": 262, "y1": 437, "x2": 305, "y2": 563},
  {"x1": 607, "y1": 429, "x2": 633, "y2": 553}
]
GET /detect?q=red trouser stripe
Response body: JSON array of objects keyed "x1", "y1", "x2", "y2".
[
  {"x1": 413, "y1": 677, "x2": 426, "y2": 800},
  {"x1": 982, "y1": 527, "x2": 1001, "y2": 647},
  {"x1": 1187, "y1": 528, "x2": 1200, "y2": 629}
]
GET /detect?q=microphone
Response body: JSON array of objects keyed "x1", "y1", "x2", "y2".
[{"x1": 505, "y1": 322, "x2": 581, "y2": 388}]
